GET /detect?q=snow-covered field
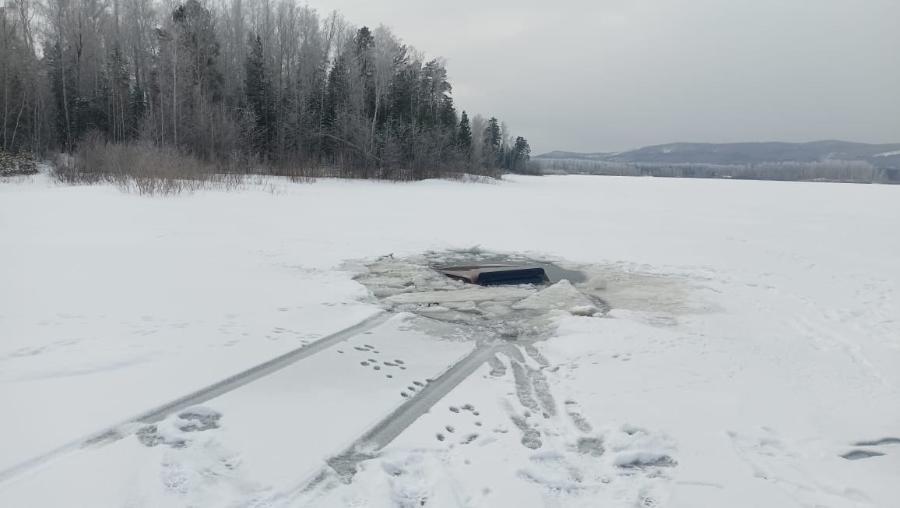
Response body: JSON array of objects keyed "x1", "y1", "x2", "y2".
[{"x1": 1, "y1": 174, "x2": 898, "y2": 507}]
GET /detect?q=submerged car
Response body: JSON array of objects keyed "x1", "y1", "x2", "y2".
[{"x1": 437, "y1": 264, "x2": 550, "y2": 286}]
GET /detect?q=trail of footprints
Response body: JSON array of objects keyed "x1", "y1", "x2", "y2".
[
  {"x1": 264, "y1": 326, "x2": 322, "y2": 346},
  {"x1": 336, "y1": 338, "x2": 438, "y2": 398},
  {"x1": 435, "y1": 404, "x2": 483, "y2": 446}
]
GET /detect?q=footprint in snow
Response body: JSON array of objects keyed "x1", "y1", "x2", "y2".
[
  {"x1": 177, "y1": 407, "x2": 222, "y2": 432},
  {"x1": 840, "y1": 436, "x2": 899, "y2": 460},
  {"x1": 461, "y1": 433, "x2": 479, "y2": 445},
  {"x1": 574, "y1": 437, "x2": 605, "y2": 457},
  {"x1": 853, "y1": 437, "x2": 900, "y2": 447},
  {"x1": 842, "y1": 450, "x2": 885, "y2": 460}
]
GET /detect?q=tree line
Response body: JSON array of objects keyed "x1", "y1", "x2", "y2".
[
  {"x1": 533, "y1": 158, "x2": 899, "y2": 184},
  {"x1": 0, "y1": 0, "x2": 531, "y2": 179}
]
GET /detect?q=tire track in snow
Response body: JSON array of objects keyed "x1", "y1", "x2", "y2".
[{"x1": 0, "y1": 311, "x2": 391, "y2": 486}]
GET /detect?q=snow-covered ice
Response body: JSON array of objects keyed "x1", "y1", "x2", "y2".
[{"x1": 1, "y1": 174, "x2": 899, "y2": 507}]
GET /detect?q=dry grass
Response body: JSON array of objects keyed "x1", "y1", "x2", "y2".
[
  {"x1": 51, "y1": 134, "x2": 499, "y2": 195},
  {"x1": 0, "y1": 151, "x2": 38, "y2": 177},
  {"x1": 53, "y1": 135, "x2": 276, "y2": 195}
]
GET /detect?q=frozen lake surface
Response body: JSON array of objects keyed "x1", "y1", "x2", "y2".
[{"x1": 1, "y1": 174, "x2": 899, "y2": 507}]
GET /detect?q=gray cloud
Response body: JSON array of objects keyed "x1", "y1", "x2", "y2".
[{"x1": 327, "y1": 0, "x2": 900, "y2": 153}]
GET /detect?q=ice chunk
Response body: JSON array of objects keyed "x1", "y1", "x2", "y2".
[
  {"x1": 570, "y1": 305, "x2": 599, "y2": 317},
  {"x1": 386, "y1": 287, "x2": 534, "y2": 305},
  {"x1": 512, "y1": 280, "x2": 598, "y2": 316}
]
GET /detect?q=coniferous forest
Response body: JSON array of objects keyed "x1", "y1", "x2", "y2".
[{"x1": 0, "y1": 0, "x2": 532, "y2": 180}]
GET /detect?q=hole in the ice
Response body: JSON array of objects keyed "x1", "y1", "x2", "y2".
[
  {"x1": 355, "y1": 251, "x2": 610, "y2": 343},
  {"x1": 435, "y1": 255, "x2": 586, "y2": 286}
]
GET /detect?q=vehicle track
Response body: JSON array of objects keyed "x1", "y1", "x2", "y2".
[{"x1": 0, "y1": 311, "x2": 391, "y2": 486}]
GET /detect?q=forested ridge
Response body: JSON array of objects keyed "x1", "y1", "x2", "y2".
[{"x1": 0, "y1": 0, "x2": 532, "y2": 180}]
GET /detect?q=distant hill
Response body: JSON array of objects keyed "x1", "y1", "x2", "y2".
[
  {"x1": 538, "y1": 151, "x2": 614, "y2": 161},
  {"x1": 537, "y1": 141, "x2": 900, "y2": 170}
]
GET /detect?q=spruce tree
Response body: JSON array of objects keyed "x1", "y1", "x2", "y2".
[
  {"x1": 245, "y1": 33, "x2": 273, "y2": 155},
  {"x1": 482, "y1": 117, "x2": 501, "y2": 169},
  {"x1": 324, "y1": 55, "x2": 349, "y2": 156},
  {"x1": 511, "y1": 136, "x2": 531, "y2": 173},
  {"x1": 457, "y1": 111, "x2": 473, "y2": 158}
]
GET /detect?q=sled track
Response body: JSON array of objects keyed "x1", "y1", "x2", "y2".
[{"x1": 0, "y1": 311, "x2": 392, "y2": 486}]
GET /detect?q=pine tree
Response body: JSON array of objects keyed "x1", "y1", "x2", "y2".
[
  {"x1": 171, "y1": 0, "x2": 224, "y2": 157},
  {"x1": 355, "y1": 27, "x2": 376, "y2": 123},
  {"x1": 355, "y1": 27, "x2": 375, "y2": 57}
]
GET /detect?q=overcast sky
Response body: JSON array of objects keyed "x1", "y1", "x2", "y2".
[{"x1": 326, "y1": 0, "x2": 900, "y2": 154}]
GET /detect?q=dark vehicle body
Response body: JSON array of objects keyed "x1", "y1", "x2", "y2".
[{"x1": 437, "y1": 265, "x2": 549, "y2": 286}]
